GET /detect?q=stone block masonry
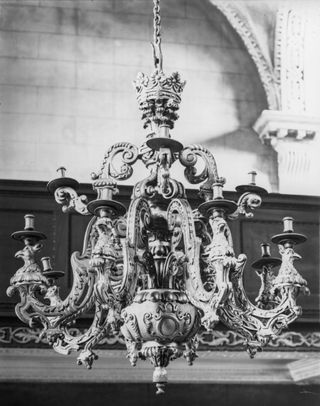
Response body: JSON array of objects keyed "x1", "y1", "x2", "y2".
[{"x1": 0, "y1": 0, "x2": 270, "y2": 192}]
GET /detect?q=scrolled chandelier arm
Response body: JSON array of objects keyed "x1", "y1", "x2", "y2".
[{"x1": 7, "y1": 0, "x2": 309, "y2": 395}]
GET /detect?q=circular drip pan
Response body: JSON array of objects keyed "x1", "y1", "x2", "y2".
[
  {"x1": 251, "y1": 257, "x2": 282, "y2": 270},
  {"x1": 87, "y1": 199, "x2": 126, "y2": 217},
  {"x1": 198, "y1": 199, "x2": 238, "y2": 216},
  {"x1": 47, "y1": 177, "x2": 79, "y2": 194},
  {"x1": 11, "y1": 230, "x2": 47, "y2": 242},
  {"x1": 235, "y1": 184, "x2": 268, "y2": 195},
  {"x1": 271, "y1": 232, "x2": 307, "y2": 245},
  {"x1": 43, "y1": 270, "x2": 65, "y2": 279},
  {"x1": 146, "y1": 137, "x2": 183, "y2": 153}
]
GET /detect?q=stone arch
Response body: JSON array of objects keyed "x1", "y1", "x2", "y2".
[{"x1": 209, "y1": 1, "x2": 280, "y2": 111}]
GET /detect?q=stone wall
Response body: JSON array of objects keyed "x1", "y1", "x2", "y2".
[{"x1": 0, "y1": 0, "x2": 274, "y2": 191}]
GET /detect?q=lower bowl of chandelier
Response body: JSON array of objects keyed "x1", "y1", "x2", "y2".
[{"x1": 121, "y1": 289, "x2": 200, "y2": 344}]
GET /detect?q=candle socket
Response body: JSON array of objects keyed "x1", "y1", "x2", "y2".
[
  {"x1": 283, "y1": 217, "x2": 294, "y2": 233},
  {"x1": 159, "y1": 125, "x2": 170, "y2": 138},
  {"x1": 248, "y1": 170, "x2": 257, "y2": 185},
  {"x1": 41, "y1": 257, "x2": 52, "y2": 272},
  {"x1": 57, "y1": 166, "x2": 66, "y2": 177},
  {"x1": 24, "y1": 214, "x2": 35, "y2": 230},
  {"x1": 212, "y1": 183, "x2": 224, "y2": 200},
  {"x1": 98, "y1": 208, "x2": 111, "y2": 218},
  {"x1": 99, "y1": 187, "x2": 114, "y2": 201},
  {"x1": 261, "y1": 243, "x2": 271, "y2": 257}
]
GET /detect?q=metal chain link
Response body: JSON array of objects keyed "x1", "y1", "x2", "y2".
[
  {"x1": 153, "y1": 0, "x2": 161, "y2": 46},
  {"x1": 152, "y1": 0, "x2": 163, "y2": 70}
]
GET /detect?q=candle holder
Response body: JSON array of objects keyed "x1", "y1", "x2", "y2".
[
  {"x1": 236, "y1": 171, "x2": 268, "y2": 195},
  {"x1": 198, "y1": 179, "x2": 238, "y2": 217},
  {"x1": 251, "y1": 243, "x2": 281, "y2": 310},
  {"x1": 271, "y1": 217, "x2": 307, "y2": 246},
  {"x1": 86, "y1": 176, "x2": 126, "y2": 218},
  {"x1": 11, "y1": 214, "x2": 47, "y2": 244},
  {"x1": 47, "y1": 167, "x2": 79, "y2": 195},
  {"x1": 41, "y1": 257, "x2": 65, "y2": 284},
  {"x1": 252, "y1": 243, "x2": 282, "y2": 270}
]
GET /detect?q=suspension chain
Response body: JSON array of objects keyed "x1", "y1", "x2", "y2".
[
  {"x1": 153, "y1": 0, "x2": 161, "y2": 46},
  {"x1": 152, "y1": 0, "x2": 163, "y2": 70}
]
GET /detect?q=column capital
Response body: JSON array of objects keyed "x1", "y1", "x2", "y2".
[
  {"x1": 254, "y1": 110, "x2": 320, "y2": 195},
  {"x1": 254, "y1": 110, "x2": 319, "y2": 146}
]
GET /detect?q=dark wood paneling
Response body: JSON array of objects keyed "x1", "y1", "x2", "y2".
[
  {"x1": 0, "y1": 208, "x2": 55, "y2": 306},
  {"x1": 0, "y1": 180, "x2": 319, "y2": 329},
  {"x1": 241, "y1": 216, "x2": 319, "y2": 317}
]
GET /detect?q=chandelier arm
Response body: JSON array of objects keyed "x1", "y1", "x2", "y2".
[
  {"x1": 48, "y1": 253, "x2": 96, "y2": 320},
  {"x1": 121, "y1": 197, "x2": 151, "y2": 296},
  {"x1": 48, "y1": 217, "x2": 109, "y2": 322},
  {"x1": 162, "y1": 250, "x2": 187, "y2": 289},
  {"x1": 156, "y1": 147, "x2": 186, "y2": 199},
  {"x1": 10, "y1": 285, "x2": 45, "y2": 327},
  {"x1": 81, "y1": 216, "x2": 97, "y2": 257},
  {"x1": 53, "y1": 304, "x2": 103, "y2": 353},
  {"x1": 46, "y1": 297, "x2": 102, "y2": 355},
  {"x1": 254, "y1": 263, "x2": 277, "y2": 308},
  {"x1": 167, "y1": 198, "x2": 230, "y2": 329},
  {"x1": 132, "y1": 168, "x2": 158, "y2": 199},
  {"x1": 219, "y1": 293, "x2": 303, "y2": 357},
  {"x1": 167, "y1": 199, "x2": 211, "y2": 301},
  {"x1": 95, "y1": 142, "x2": 140, "y2": 181},
  {"x1": 7, "y1": 215, "x2": 103, "y2": 341},
  {"x1": 229, "y1": 250, "x2": 307, "y2": 315},
  {"x1": 51, "y1": 301, "x2": 117, "y2": 369},
  {"x1": 218, "y1": 248, "x2": 309, "y2": 357},
  {"x1": 120, "y1": 242, "x2": 142, "y2": 298},
  {"x1": 54, "y1": 187, "x2": 90, "y2": 215},
  {"x1": 228, "y1": 192, "x2": 262, "y2": 220},
  {"x1": 89, "y1": 197, "x2": 151, "y2": 313},
  {"x1": 127, "y1": 198, "x2": 151, "y2": 248},
  {"x1": 179, "y1": 145, "x2": 221, "y2": 200},
  {"x1": 7, "y1": 251, "x2": 97, "y2": 330}
]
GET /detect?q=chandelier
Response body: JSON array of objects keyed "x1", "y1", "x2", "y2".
[{"x1": 7, "y1": 0, "x2": 309, "y2": 395}]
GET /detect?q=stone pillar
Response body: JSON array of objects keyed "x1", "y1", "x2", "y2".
[
  {"x1": 254, "y1": 4, "x2": 320, "y2": 195},
  {"x1": 254, "y1": 110, "x2": 320, "y2": 195}
]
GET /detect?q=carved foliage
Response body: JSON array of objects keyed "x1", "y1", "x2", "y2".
[
  {"x1": 7, "y1": 243, "x2": 48, "y2": 296},
  {"x1": 1, "y1": 326, "x2": 319, "y2": 349},
  {"x1": 219, "y1": 243, "x2": 309, "y2": 356},
  {"x1": 97, "y1": 142, "x2": 139, "y2": 181},
  {"x1": 179, "y1": 145, "x2": 220, "y2": 200},
  {"x1": 54, "y1": 187, "x2": 89, "y2": 215},
  {"x1": 228, "y1": 192, "x2": 262, "y2": 220},
  {"x1": 134, "y1": 70, "x2": 186, "y2": 130}
]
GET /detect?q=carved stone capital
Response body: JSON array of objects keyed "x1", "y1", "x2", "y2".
[
  {"x1": 254, "y1": 110, "x2": 320, "y2": 144},
  {"x1": 254, "y1": 110, "x2": 320, "y2": 194}
]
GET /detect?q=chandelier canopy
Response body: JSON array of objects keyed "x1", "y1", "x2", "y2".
[{"x1": 7, "y1": 0, "x2": 309, "y2": 395}]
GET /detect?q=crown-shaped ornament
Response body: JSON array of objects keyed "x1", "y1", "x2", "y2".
[{"x1": 134, "y1": 69, "x2": 186, "y2": 135}]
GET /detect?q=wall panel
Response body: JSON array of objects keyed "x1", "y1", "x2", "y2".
[{"x1": 0, "y1": 180, "x2": 319, "y2": 351}]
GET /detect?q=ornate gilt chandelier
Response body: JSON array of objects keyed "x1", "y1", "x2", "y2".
[{"x1": 7, "y1": 0, "x2": 309, "y2": 395}]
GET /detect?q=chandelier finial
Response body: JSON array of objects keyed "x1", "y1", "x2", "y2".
[{"x1": 133, "y1": 0, "x2": 185, "y2": 147}]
